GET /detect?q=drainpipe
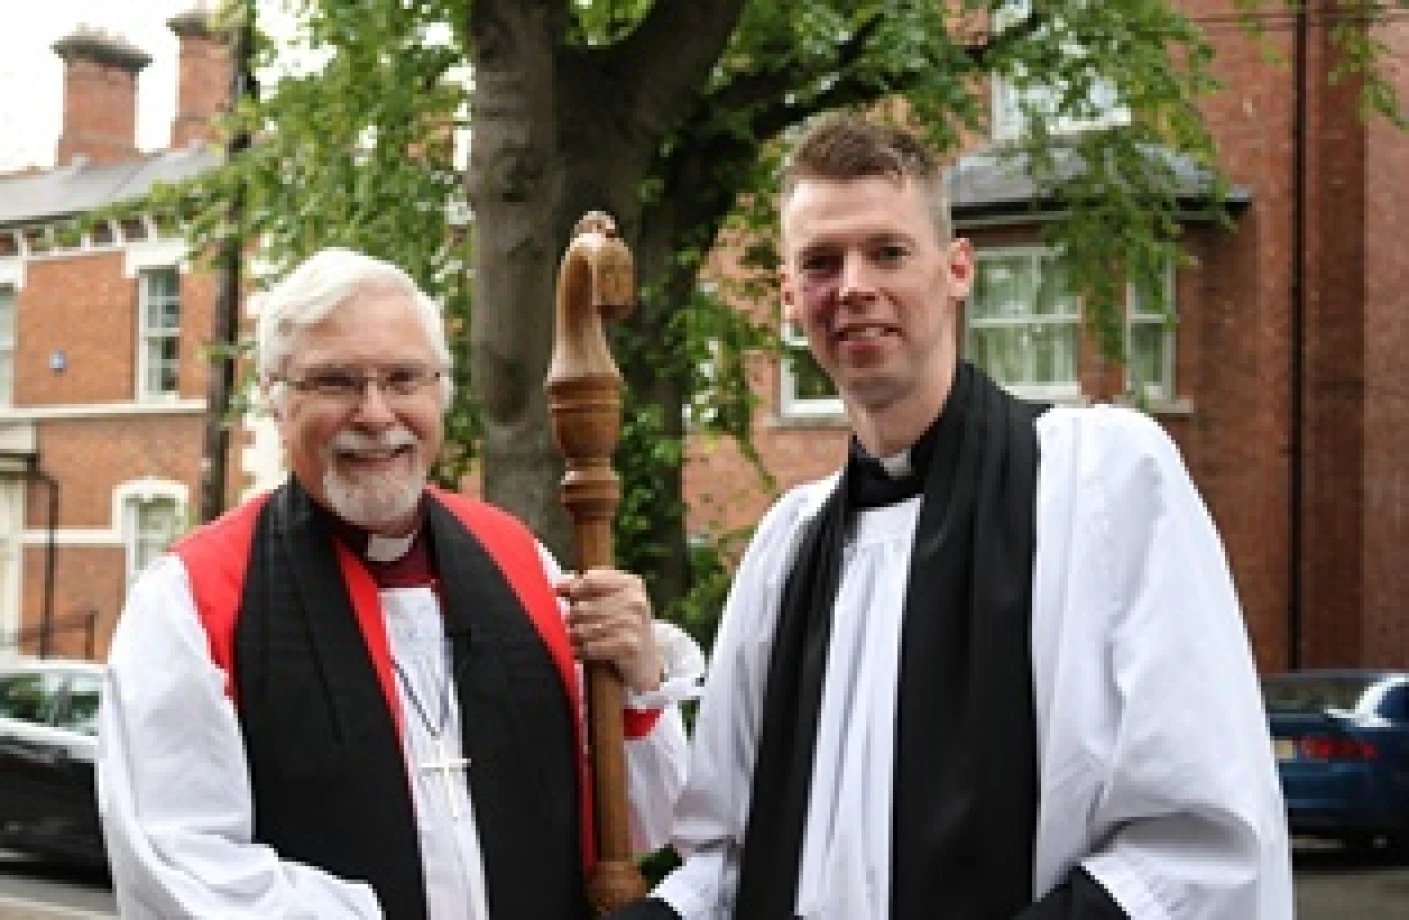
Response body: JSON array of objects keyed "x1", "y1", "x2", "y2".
[
  {"x1": 198, "y1": 0, "x2": 256, "y2": 523},
  {"x1": 30, "y1": 465, "x2": 58, "y2": 660},
  {"x1": 1288, "y1": 2, "x2": 1309, "y2": 670}
]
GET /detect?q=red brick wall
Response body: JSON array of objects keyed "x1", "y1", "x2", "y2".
[
  {"x1": 55, "y1": 59, "x2": 140, "y2": 166},
  {"x1": 17, "y1": 254, "x2": 216, "y2": 406},
  {"x1": 1361, "y1": 18, "x2": 1409, "y2": 667},
  {"x1": 171, "y1": 33, "x2": 230, "y2": 149},
  {"x1": 13, "y1": 248, "x2": 220, "y2": 656}
]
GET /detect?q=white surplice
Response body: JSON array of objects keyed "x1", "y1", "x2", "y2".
[
  {"x1": 98, "y1": 541, "x2": 700, "y2": 919},
  {"x1": 655, "y1": 405, "x2": 1294, "y2": 920}
]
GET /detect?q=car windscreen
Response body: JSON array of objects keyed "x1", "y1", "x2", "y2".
[{"x1": 1262, "y1": 675, "x2": 1376, "y2": 714}]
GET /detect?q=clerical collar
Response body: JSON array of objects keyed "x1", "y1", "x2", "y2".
[
  {"x1": 367, "y1": 532, "x2": 416, "y2": 563},
  {"x1": 324, "y1": 502, "x2": 436, "y2": 589},
  {"x1": 847, "y1": 391, "x2": 946, "y2": 510}
]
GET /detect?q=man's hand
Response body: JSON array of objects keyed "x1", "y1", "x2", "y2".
[{"x1": 557, "y1": 568, "x2": 663, "y2": 693}]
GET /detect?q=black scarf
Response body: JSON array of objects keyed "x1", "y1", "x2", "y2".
[
  {"x1": 735, "y1": 361, "x2": 1045, "y2": 919},
  {"x1": 233, "y1": 480, "x2": 588, "y2": 919}
]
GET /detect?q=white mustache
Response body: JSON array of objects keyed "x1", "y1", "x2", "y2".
[{"x1": 329, "y1": 428, "x2": 418, "y2": 455}]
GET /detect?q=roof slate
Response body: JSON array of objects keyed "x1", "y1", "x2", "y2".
[{"x1": 0, "y1": 146, "x2": 221, "y2": 228}]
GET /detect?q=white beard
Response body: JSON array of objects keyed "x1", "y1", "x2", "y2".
[{"x1": 322, "y1": 429, "x2": 425, "y2": 530}]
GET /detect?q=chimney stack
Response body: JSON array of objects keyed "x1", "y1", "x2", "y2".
[
  {"x1": 52, "y1": 27, "x2": 152, "y2": 167},
  {"x1": 168, "y1": 6, "x2": 231, "y2": 149}
]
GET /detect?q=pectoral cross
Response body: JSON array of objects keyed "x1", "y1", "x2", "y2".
[{"x1": 420, "y1": 732, "x2": 471, "y2": 819}]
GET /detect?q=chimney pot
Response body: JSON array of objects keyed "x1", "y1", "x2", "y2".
[
  {"x1": 168, "y1": 5, "x2": 232, "y2": 150},
  {"x1": 51, "y1": 26, "x2": 151, "y2": 167}
]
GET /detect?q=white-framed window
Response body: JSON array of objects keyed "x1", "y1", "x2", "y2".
[
  {"x1": 965, "y1": 246, "x2": 1177, "y2": 402},
  {"x1": 124, "y1": 494, "x2": 182, "y2": 588},
  {"x1": 0, "y1": 286, "x2": 14, "y2": 406},
  {"x1": 991, "y1": 0, "x2": 1129, "y2": 141},
  {"x1": 778, "y1": 320, "x2": 844, "y2": 419},
  {"x1": 966, "y1": 248, "x2": 1081, "y2": 400},
  {"x1": 1127, "y1": 265, "x2": 1177, "y2": 401},
  {"x1": 138, "y1": 267, "x2": 180, "y2": 399}
]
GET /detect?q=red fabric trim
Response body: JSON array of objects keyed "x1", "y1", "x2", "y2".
[
  {"x1": 180, "y1": 486, "x2": 608, "y2": 869},
  {"x1": 623, "y1": 708, "x2": 664, "y2": 739},
  {"x1": 172, "y1": 493, "x2": 273, "y2": 707},
  {"x1": 333, "y1": 542, "x2": 405, "y2": 741},
  {"x1": 430, "y1": 487, "x2": 597, "y2": 869}
]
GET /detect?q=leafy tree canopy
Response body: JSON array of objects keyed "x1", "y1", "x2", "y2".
[{"x1": 156, "y1": 0, "x2": 1403, "y2": 641}]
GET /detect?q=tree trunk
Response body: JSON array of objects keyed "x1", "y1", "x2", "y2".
[
  {"x1": 467, "y1": 1, "x2": 574, "y2": 558},
  {"x1": 467, "y1": 0, "x2": 746, "y2": 587}
]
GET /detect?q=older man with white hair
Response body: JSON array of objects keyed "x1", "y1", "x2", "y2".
[{"x1": 98, "y1": 248, "x2": 700, "y2": 919}]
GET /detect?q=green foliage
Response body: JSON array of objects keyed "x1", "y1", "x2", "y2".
[
  {"x1": 145, "y1": 0, "x2": 478, "y2": 488},
  {"x1": 133, "y1": 0, "x2": 1405, "y2": 645}
]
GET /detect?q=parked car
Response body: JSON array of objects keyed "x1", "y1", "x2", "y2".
[
  {"x1": 0, "y1": 657, "x2": 105, "y2": 867},
  {"x1": 1263, "y1": 669, "x2": 1409, "y2": 851}
]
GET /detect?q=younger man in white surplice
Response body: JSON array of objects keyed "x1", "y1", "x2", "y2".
[{"x1": 606, "y1": 116, "x2": 1292, "y2": 920}]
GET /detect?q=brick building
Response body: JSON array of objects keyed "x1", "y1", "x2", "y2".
[
  {"x1": 0, "y1": 12, "x2": 276, "y2": 660},
  {"x1": 682, "y1": 3, "x2": 1409, "y2": 673},
  {"x1": 1, "y1": 4, "x2": 1405, "y2": 670}
]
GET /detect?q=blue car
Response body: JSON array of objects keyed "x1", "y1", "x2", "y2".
[{"x1": 1263, "y1": 669, "x2": 1409, "y2": 851}]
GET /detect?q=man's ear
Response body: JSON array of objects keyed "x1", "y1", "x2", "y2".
[{"x1": 946, "y1": 238, "x2": 975, "y2": 300}]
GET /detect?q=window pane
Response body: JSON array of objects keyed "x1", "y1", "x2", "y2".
[
  {"x1": 144, "y1": 336, "x2": 179, "y2": 396},
  {"x1": 970, "y1": 326, "x2": 1026, "y2": 385},
  {"x1": 1031, "y1": 321, "x2": 1079, "y2": 385},
  {"x1": 1130, "y1": 321, "x2": 1167, "y2": 394},
  {"x1": 0, "y1": 287, "x2": 14, "y2": 343},
  {"x1": 133, "y1": 498, "x2": 180, "y2": 577},
  {"x1": 785, "y1": 347, "x2": 837, "y2": 401},
  {"x1": 1032, "y1": 259, "x2": 1076, "y2": 317},
  {"x1": 971, "y1": 256, "x2": 1032, "y2": 320},
  {"x1": 968, "y1": 251, "x2": 1079, "y2": 390}
]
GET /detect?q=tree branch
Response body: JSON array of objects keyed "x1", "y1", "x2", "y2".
[
  {"x1": 701, "y1": 10, "x2": 885, "y2": 123},
  {"x1": 602, "y1": 0, "x2": 749, "y2": 136},
  {"x1": 966, "y1": 7, "x2": 1044, "y2": 68}
]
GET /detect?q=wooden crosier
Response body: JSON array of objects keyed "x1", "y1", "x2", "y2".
[{"x1": 546, "y1": 211, "x2": 649, "y2": 913}]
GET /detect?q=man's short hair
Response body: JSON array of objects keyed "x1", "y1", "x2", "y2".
[
  {"x1": 781, "y1": 114, "x2": 953, "y2": 243},
  {"x1": 255, "y1": 248, "x2": 454, "y2": 406}
]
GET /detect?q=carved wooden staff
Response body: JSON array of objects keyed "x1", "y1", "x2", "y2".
[{"x1": 546, "y1": 211, "x2": 649, "y2": 913}]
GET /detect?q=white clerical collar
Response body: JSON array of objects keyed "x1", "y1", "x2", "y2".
[
  {"x1": 878, "y1": 449, "x2": 913, "y2": 479},
  {"x1": 367, "y1": 531, "x2": 418, "y2": 563}
]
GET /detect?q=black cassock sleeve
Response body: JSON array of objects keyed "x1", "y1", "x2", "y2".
[
  {"x1": 1015, "y1": 867, "x2": 1129, "y2": 919},
  {"x1": 599, "y1": 897, "x2": 680, "y2": 920}
]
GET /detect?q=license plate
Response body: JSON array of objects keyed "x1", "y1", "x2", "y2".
[{"x1": 1274, "y1": 739, "x2": 1297, "y2": 761}]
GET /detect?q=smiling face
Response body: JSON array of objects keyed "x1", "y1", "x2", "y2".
[
  {"x1": 271, "y1": 288, "x2": 445, "y2": 535},
  {"x1": 781, "y1": 173, "x2": 973, "y2": 454}
]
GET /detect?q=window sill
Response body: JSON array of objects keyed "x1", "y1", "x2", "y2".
[
  {"x1": 1108, "y1": 395, "x2": 1195, "y2": 417},
  {"x1": 768, "y1": 410, "x2": 849, "y2": 430}
]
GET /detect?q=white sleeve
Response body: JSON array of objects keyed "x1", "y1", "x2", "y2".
[
  {"x1": 532, "y1": 544, "x2": 703, "y2": 855},
  {"x1": 1036, "y1": 408, "x2": 1294, "y2": 919},
  {"x1": 97, "y1": 555, "x2": 383, "y2": 919},
  {"x1": 653, "y1": 487, "x2": 823, "y2": 920}
]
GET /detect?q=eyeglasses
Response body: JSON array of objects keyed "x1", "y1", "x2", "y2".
[{"x1": 276, "y1": 364, "x2": 445, "y2": 402}]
